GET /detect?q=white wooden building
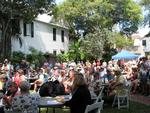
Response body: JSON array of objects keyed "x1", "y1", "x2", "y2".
[{"x1": 12, "y1": 14, "x2": 69, "y2": 55}]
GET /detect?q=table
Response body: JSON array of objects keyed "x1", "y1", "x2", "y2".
[{"x1": 39, "y1": 95, "x2": 71, "y2": 113}]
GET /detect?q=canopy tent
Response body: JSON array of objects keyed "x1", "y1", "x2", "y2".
[{"x1": 112, "y1": 50, "x2": 139, "y2": 60}]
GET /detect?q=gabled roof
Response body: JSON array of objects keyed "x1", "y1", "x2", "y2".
[{"x1": 35, "y1": 14, "x2": 68, "y2": 29}]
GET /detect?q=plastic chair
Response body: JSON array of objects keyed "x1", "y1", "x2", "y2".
[
  {"x1": 112, "y1": 86, "x2": 130, "y2": 109},
  {"x1": 95, "y1": 86, "x2": 105, "y2": 103},
  {"x1": 84, "y1": 100, "x2": 104, "y2": 113}
]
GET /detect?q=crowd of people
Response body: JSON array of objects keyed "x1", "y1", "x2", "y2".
[{"x1": 0, "y1": 57, "x2": 150, "y2": 113}]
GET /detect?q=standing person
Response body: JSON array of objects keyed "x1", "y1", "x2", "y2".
[
  {"x1": 11, "y1": 81, "x2": 40, "y2": 113},
  {"x1": 64, "y1": 72, "x2": 92, "y2": 113},
  {"x1": 1, "y1": 59, "x2": 11, "y2": 79}
]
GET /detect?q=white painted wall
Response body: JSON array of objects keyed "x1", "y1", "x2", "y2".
[
  {"x1": 12, "y1": 20, "x2": 69, "y2": 55},
  {"x1": 142, "y1": 37, "x2": 150, "y2": 52}
]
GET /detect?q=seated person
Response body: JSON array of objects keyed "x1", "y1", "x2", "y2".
[
  {"x1": 3, "y1": 82, "x2": 20, "y2": 109},
  {"x1": 39, "y1": 80, "x2": 65, "y2": 97},
  {"x1": 130, "y1": 68, "x2": 139, "y2": 94},
  {"x1": 0, "y1": 74, "x2": 12, "y2": 94},
  {"x1": 63, "y1": 69, "x2": 75, "y2": 94},
  {"x1": 88, "y1": 72, "x2": 101, "y2": 97},
  {"x1": 64, "y1": 72, "x2": 92, "y2": 113},
  {"x1": 13, "y1": 69, "x2": 27, "y2": 86},
  {"x1": 104, "y1": 69, "x2": 115, "y2": 84},
  {"x1": 11, "y1": 81, "x2": 40, "y2": 113},
  {"x1": 108, "y1": 68, "x2": 127, "y2": 96},
  {"x1": 33, "y1": 68, "x2": 45, "y2": 92}
]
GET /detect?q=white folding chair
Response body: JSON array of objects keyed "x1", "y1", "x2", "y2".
[
  {"x1": 112, "y1": 86, "x2": 130, "y2": 109},
  {"x1": 95, "y1": 86, "x2": 104, "y2": 103},
  {"x1": 84, "y1": 100, "x2": 104, "y2": 113}
]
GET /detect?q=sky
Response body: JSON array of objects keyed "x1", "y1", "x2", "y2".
[{"x1": 56, "y1": 0, "x2": 64, "y2": 4}]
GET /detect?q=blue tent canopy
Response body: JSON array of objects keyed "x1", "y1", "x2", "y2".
[{"x1": 112, "y1": 50, "x2": 139, "y2": 60}]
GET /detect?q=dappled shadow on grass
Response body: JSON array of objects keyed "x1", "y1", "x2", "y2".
[
  {"x1": 102, "y1": 101, "x2": 150, "y2": 113},
  {"x1": 40, "y1": 107, "x2": 70, "y2": 113},
  {"x1": 40, "y1": 101, "x2": 150, "y2": 113}
]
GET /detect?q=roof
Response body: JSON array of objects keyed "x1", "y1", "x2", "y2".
[{"x1": 35, "y1": 14, "x2": 68, "y2": 29}]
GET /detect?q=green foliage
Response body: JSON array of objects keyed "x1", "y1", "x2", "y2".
[
  {"x1": 54, "y1": 0, "x2": 142, "y2": 36},
  {"x1": 114, "y1": 33, "x2": 134, "y2": 49},
  {"x1": 11, "y1": 51, "x2": 25, "y2": 64},
  {"x1": 57, "y1": 39, "x2": 86, "y2": 62},
  {"x1": 57, "y1": 53, "x2": 69, "y2": 62},
  {"x1": 82, "y1": 29, "x2": 115, "y2": 60},
  {"x1": 67, "y1": 39, "x2": 85, "y2": 62},
  {"x1": 53, "y1": 0, "x2": 142, "y2": 62},
  {"x1": 26, "y1": 47, "x2": 46, "y2": 67}
]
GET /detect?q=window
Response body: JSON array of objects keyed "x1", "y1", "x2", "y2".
[
  {"x1": 0, "y1": 30, "x2": 2, "y2": 40},
  {"x1": 31, "y1": 22, "x2": 34, "y2": 37},
  {"x1": 142, "y1": 40, "x2": 146, "y2": 46},
  {"x1": 53, "y1": 28, "x2": 56, "y2": 41},
  {"x1": 53, "y1": 50, "x2": 57, "y2": 55},
  {"x1": 23, "y1": 22, "x2": 34, "y2": 37},
  {"x1": 61, "y1": 50, "x2": 64, "y2": 54},
  {"x1": 61, "y1": 30, "x2": 64, "y2": 42}
]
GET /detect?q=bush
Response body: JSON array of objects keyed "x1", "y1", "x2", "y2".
[{"x1": 11, "y1": 51, "x2": 25, "y2": 64}]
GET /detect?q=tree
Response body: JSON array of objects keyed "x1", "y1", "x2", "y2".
[
  {"x1": 53, "y1": 0, "x2": 141, "y2": 62},
  {"x1": 67, "y1": 39, "x2": 85, "y2": 62},
  {"x1": 0, "y1": 0, "x2": 55, "y2": 58},
  {"x1": 81, "y1": 29, "x2": 115, "y2": 60},
  {"x1": 114, "y1": 33, "x2": 134, "y2": 49},
  {"x1": 54, "y1": 0, "x2": 142, "y2": 37},
  {"x1": 140, "y1": 0, "x2": 150, "y2": 36},
  {"x1": 26, "y1": 47, "x2": 46, "y2": 67}
]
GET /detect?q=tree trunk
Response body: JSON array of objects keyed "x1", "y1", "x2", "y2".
[{"x1": 0, "y1": 18, "x2": 12, "y2": 58}]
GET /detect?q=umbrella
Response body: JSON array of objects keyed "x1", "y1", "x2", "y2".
[{"x1": 112, "y1": 50, "x2": 139, "y2": 60}]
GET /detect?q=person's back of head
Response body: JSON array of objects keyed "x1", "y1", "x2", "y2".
[
  {"x1": 72, "y1": 72, "x2": 86, "y2": 90},
  {"x1": 19, "y1": 81, "x2": 31, "y2": 93}
]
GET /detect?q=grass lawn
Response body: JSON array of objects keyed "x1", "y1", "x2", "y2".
[
  {"x1": 102, "y1": 101, "x2": 150, "y2": 113},
  {"x1": 40, "y1": 101, "x2": 150, "y2": 113}
]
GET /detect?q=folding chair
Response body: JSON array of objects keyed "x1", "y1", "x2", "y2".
[
  {"x1": 112, "y1": 86, "x2": 130, "y2": 109},
  {"x1": 95, "y1": 86, "x2": 105, "y2": 103},
  {"x1": 84, "y1": 101, "x2": 104, "y2": 113}
]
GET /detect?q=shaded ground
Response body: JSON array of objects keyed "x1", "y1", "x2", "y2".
[
  {"x1": 40, "y1": 94, "x2": 150, "y2": 113},
  {"x1": 130, "y1": 94, "x2": 150, "y2": 106}
]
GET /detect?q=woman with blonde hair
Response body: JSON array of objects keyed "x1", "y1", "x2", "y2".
[{"x1": 65, "y1": 72, "x2": 92, "y2": 113}]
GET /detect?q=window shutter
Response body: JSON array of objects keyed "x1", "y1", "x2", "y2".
[
  {"x1": 23, "y1": 23, "x2": 27, "y2": 36},
  {"x1": 61, "y1": 30, "x2": 64, "y2": 42},
  {"x1": 31, "y1": 22, "x2": 34, "y2": 37},
  {"x1": 53, "y1": 28, "x2": 56, "y2": 41}
]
